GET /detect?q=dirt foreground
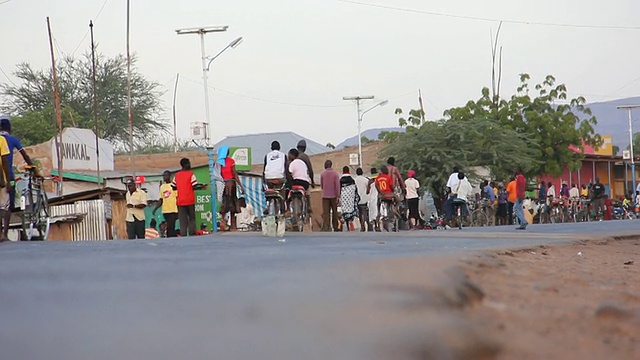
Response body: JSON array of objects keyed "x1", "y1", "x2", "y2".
[
  {"x1": 463, "y1": 237, "x2": 640, "y2": 360},
  {"x1": 340, "y1": 238, "x2": 640, "y2": 360}
]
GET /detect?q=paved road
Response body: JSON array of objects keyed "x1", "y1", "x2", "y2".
[{"x1": 1, "y1": 221, "x2": 638, "y2": 360}]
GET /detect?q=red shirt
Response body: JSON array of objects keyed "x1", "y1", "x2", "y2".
[
  {"x1": 221, "y1": 158, "x2": 236, "y2": 180},
  {"x1": 375, "y1": 174, "x2": 394, "y2": 194},
  {"x1": 173, "y1": 170, "x2": 198, "y2": 206},
  {"x1": 516, "y1": 174, "x2": 526, "y2": 198}
]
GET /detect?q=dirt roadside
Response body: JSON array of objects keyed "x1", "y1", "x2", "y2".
[{"x1": 334, "y1": 237, "x2": 640, "y2": 360}]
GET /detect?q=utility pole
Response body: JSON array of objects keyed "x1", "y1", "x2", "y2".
[
  {"x1": 47, "y1": 17, "x2": 64, "y2": 196},
  {"x1": 90, "y1": 20, "x2": 101, "y2": 188},
  {"x1": 418, "y1": 89, "x2": 426, "y2": 125},
  {"x1": 617, "y1": 105, "x2": 639, "y2": 197},
  {"x1": 343, "y1": 96, "x2": 374, "y2": 167},
  {"x1": 126, "y1": 0, "x2": 136, "y2": 179}
]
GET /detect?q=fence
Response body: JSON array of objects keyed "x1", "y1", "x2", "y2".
[{"x1": 49, "y1": 200, "x2": 109, "y2": 241}]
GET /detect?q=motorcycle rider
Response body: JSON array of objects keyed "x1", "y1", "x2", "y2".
[
  {"x1": 296, "y1": 140, "x2": 314, "y2": 214},
  {"x1": 263, "y1": 141, "x2": 287, "y2": 213}
]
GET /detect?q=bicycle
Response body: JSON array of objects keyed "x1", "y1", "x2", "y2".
[
  {"x1": 470, "y1": 199, "x2": 491, "y2": 227},
  {"x1": 378, "y1": 193, "x2": 399, "y2": 232},
  {"x1": 451, "y1": 198, "x2": 470, "y2": 230},
  {"x1": 17, "y1": 165, "x2": 51, "y2": 241}
]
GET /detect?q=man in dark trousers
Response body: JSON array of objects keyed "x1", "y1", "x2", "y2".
[
  {"x1": 172, "y1": 158, "x2": 205, "y2": 237},
  {"x1": 514, "y1": 168, "x2": 528, "y2": 230}
]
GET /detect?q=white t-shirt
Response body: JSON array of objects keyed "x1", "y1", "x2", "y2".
[
  {"x1": 289, "y1": 159, "x2": 311, "y2": 183},
  {"x1": 355, "y1": 175, "x2": 370, "y2": 205},
  {"x1": 446, "y1": 172, "x2": 459, "y2": 191},
  {"x1": 455, "y1": 178, "x2": 473, "y2": 202},
  {"x1": 264, "y1": 150, "x2": 286, "y2": 179},
  {"x1": 569, "y1": 187, "x2": 580, "y2": 199},
  {"x1": 405, "y1": 178, "x2": 420, "y2": 199},
  {"x1": 547, "y1": 186, "x2": 556, "y2": 200}
]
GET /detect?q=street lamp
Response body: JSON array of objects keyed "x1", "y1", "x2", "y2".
[
  {"x1": 175, "y1": 25, "x2": 229, "y2": 144},
  {"x1": 343, "y1": 96, "x2": 388, "y2": 167},
  {"x1": 617, "y1": 105, "x2": 639, "y2": 197}
]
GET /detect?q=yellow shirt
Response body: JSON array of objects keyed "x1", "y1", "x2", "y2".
[
  {"x1": 0, "y1": 136, "x2": 10, "y2": 178},
  {"x1": 159, "y1": 183, "x2": 178, "y2": 214},
  {"x1": 580, "y1": 189, "x2": 588, "y2": 197},
  {"x1": 126, "y1": 189, "x2": 147, "y2": 222}
]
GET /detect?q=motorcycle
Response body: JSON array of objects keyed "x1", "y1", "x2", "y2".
[
  {"x1": 288, "y1": 185, "x2": 310, "y2": 232},
  {"x1": 379, "y1": 193, "x2": 399, "y2": 232}
]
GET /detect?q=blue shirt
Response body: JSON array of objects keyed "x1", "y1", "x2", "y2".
[
  {"x1": 483, "y1": 185, "x2": 496, "y2": 202},
  {"x1": 538, "y1": 186, "x2": 547, "y2": 202},
  {"x1": 1, "y1": 132, "x2": 23, "y2": 179}
]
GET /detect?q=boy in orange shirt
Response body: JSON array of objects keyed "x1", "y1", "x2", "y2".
[{"x1": 506, "y1": 177, "x2": 517, "y2": 225}]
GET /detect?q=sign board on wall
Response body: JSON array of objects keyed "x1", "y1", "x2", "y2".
[
  {"x1": 230, "y1": 147, "x2": 252, "y2": 171},
  {"x1": 623, "y1": 150, "x2": 631, "y2": 160},
  {"x1": 51, "y1": 128, "x2": 114, "y2": 171},
  {"x1": 594, "y1": 135, "x2": 613, "y2": 156}
]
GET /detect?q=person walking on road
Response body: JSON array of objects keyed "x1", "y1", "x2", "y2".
[
  {"x1": 339, "y1": 166, "x2": 360, "y2": 231},
  {"x1": 152, "y1": 170, "x2": 178, "y2": 238},
  {"x1": 354, "y1": 168, "x2": 370, "y2": 231},
  {"x1": 514, "y1": 168, "x2": 528, "y2": 230},
  {"x1": 126, "y1": 179, "x2": 147, "y2": 239},
  {"x1": 591, "y1": 177, "x2": 606, "y2": 219},
  {"x1": 320, "y1": 160, "x2": 340, "y2": 232},
  {"x1": 405, "y1": 170, "x2": 420, "y2": 229},
  {"x1": 367, "y1": 168, "x2": 380, "y2": 232}
]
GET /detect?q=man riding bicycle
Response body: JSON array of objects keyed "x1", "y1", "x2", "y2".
[
  {"x1": 263, "y1": 141, "x2": 287, "y2": 213},
  {"x1": 375, "y1": 166, "x2": 401, "y2": 221}
]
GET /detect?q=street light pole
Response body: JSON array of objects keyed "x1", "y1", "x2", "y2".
[
  {"x1": 176, "y1": 25, "x2": 229, "y2": 144},
  {"x1": 343, "y1": 96, "x2": 374, "y2": 167},
  {"x1": 617, "y1": 105, "x2": 639, "y2": 197}
]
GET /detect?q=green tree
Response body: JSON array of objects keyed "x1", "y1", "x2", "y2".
[
  {"x1": 628, "y1": 132, "x2": 640, "y2": 153},
  {"x1": 382, "y1": 115, "x2": 539, "y2": 209},
  {"x1": 10, "y1": 105, "x2": 85, "y2": 146},
  {"x1": 445, "y1": 74, "x2": 601, "y2": 176},
  {"x1": 1, "y1": 52, "x2": 165, "y2": 146}
]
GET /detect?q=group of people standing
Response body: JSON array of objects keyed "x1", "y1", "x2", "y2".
[{"x1": 318, "y1": 157, "x2": 422, "y2": 232}]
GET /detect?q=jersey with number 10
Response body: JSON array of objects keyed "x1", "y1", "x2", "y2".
[{"x1": 375, "y1": 174, "x2": 394, "y2": 194}]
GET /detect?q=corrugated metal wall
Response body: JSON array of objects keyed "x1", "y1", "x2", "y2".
[{"x1": 49, "y1": 200, "x2": 108, "y2": 241}]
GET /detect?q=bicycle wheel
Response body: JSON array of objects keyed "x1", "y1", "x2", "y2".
[
  {"x1": 291, "y1": 197, "x2": 304, "y2": 232},
  {"x1": 471, "y1": 210, "x2": 489, "y2": 227}
]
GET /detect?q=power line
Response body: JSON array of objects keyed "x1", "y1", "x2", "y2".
[
  {"x1": 0, "y1": 65, "x2": 16, "y2": 86},
  {"x1": 0, "y1": 0, "x2": 14, "y2": 5},
  {"x1": 338, "y1": 0, "x2": 640, "y2": 30},
  {"x1": 182, "y1": 77, "x2": 351, "y2": 108},
  {"x1": 71, "y1": 0, "x2": 110, "y2": 56}
]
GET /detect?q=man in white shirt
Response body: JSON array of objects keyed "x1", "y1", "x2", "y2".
[
  {"x1": 547, "y1": 182, "x2": 556, "y2": 204},
  {"x1": 264, "y1": 141, "x2": 287, "y2": 181},
  {"x1": 354, "y1": 168, "x2": 370, "y2": 231},
  {"x1": 569, "y1": 183, "x2": 580, "y2": 199},
  {"x1": 264, "y1": 141, "x2": 287, "y2": 213},
  {"x1": 452, "y1": 172, "x2": 473, "y2": 220},
  {"x1": 444, "y1": 166, "x2": 460, "y2": 222},
  {"x1": 405, "y1": 170, "x2": 421, "y2": 229}
]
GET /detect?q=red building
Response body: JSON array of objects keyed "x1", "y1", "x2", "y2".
[{"x1": 538, "y1": 146, "x2": 637, "y2": 200}]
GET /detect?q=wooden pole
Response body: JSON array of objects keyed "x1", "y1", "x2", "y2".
[
  {"x1": 126, "y1": 0, "x2": 136, "y2": 178},
  {"x1": 47, "y1": 17, "x2": 64, "y2": 196},
  {"x1": 418, "y1": 89, "x2": 426, "y2": 124},
  {"x1": 172, "y1": 73, "x2": 179, "y2": 153},
  {"x1": 90, "y1": 20, "x2": 101, "y2": 188}
]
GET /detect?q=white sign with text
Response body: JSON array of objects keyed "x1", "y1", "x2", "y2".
[{"x1": 51, "y1": 128, "x2": 115, "y2": 172}]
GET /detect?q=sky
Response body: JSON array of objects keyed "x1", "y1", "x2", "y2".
[{"x1": 2, "y1": 0, "x2": 640, "y2": 146}]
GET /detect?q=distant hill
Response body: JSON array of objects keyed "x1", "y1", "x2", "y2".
[
  {"x1": 336, "y1": 127, "x2": 405, "y2": 149},
  {"x1": 585, "y1": 97, "x2": 640, "y2": 154}
]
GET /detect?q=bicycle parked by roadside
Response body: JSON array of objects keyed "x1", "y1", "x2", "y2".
[{"x1": 17, "y1": 165, "x2": 51, "y2": 240}]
